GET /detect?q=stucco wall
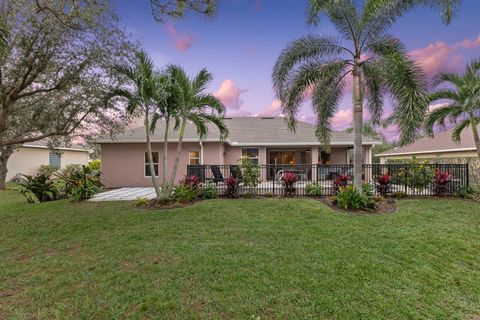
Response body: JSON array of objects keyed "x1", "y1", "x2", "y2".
[{"x1": 6, "y1": 146, "x2": 89, "y2": 181}]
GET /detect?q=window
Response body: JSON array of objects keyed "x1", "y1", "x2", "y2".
[
  {"x1": 189, "y1": 151, "x2": 200, "y2": 165},
  {"x1": 144, "y1": 152, "x2": 159, "y2": 177},
  {"x1": 242, "y1": 147, "x2": 259, "y2": 164},
  {"x1": 49, "y1": 152, "x2": 61, "y2": 168}
]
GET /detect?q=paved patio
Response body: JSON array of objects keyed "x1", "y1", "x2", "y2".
[{"x1": 89, "y1": 188, "x2": 157, "y2": 201}]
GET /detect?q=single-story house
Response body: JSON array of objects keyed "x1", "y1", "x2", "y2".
[
  {"x1": 376, "y1": 125, "x2": 479, "y2": 163},
  {"x1": 97, "y1": 117, "x2": 381, "y2": 188},
  {"x1": 7, "y1": 141, "x2": 90, "y2": 181}
]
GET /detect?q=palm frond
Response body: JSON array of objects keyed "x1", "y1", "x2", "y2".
[
  {"x1": 425, "y1": 103, "x2": 460, "y2": 135},
  {"x1": 192, "y1": 68, "x2": 214, "y2": 94},
  {"x1": 191, "y1": 94, "x2": 226, "y2": 116},
  {"x1": 272, "y1": 34, "x2": 349, "y2": 98},
  {"x1": 197, "y1": 113, "x2": 229, "y2": 140},
  {"x1": 433, "y1": 72, "x2": 465, "y2": 88},
  {"x1": 108, "y1": 88, "x2": 141, "y2": 114},
  {"x1": 362, "y1": 61, "x2": 385, "y2": 124},
  {"x1": 451, "y1": 118, "x2": 471, "y2": 143},
  {"x1": 426, "y1": 88, "x2": 460, "y2": 103}
]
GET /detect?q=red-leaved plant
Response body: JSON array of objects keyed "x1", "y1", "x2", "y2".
[
  {"x1": 179, "y1": 175, "x2": 201, "y2": 190},
  {"x1": 282, "y1": 171, "x2": 298, "y2": 196},
  {"x1": 226, "y1": 176, "x2": 240, "y2": 198},
  {"x1": 333, "y1": 173, "x2": 351, "y2": 194},
  {"x1": 434, "y1": 168, "x2": 451, "y2": 196},
  {"x1": 375, "y1": 174, "x2": 392, "y2": 196}
]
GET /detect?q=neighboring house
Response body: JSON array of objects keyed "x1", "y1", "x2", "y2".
[
  {"x1": 97, "y1": 117, "x2": 381, "y2": 188},
  {"x1": 376, "y1": 126, "x2": 479, "y2": 163},
  {"x1": 7, "y1": 141, "x2": 90, "y2": 181}
]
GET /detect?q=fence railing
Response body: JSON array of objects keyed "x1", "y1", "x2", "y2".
[{"x1": 186, "y1": 163, "x2": 469, "y2": 197}]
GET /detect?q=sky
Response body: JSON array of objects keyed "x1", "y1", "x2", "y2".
[{"x1": 113, "y1": 0, "x2": 480, "y2": 141}]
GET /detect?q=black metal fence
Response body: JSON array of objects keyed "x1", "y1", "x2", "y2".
[{"x1": 187, "y1": 163, "x2": 469, "y2": 197}]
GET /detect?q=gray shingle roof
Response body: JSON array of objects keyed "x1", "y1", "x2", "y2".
[
  {"x1": 23, "y1": 140, "x2": 88, "y2": 151},
  {"x1": 377, "y1": 125, "x2": 479, "y2": 156},
  {"x1": 97, "y1": 117, "x2": 381, "y2": 146}
]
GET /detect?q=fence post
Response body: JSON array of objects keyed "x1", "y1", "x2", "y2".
[{"x1": 466, "y1": 163, "x2": 469, "y2": 186}]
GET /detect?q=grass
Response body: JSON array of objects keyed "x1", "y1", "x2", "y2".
[{"x1": 1, "y1": 189, "x2": 480, "y2": 319}]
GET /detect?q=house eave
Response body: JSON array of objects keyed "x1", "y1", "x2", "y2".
[
  {"x1": 96, "y1": 140, "x2": 379, "y2": 146},
  {"x1": 376, "y1": 147, "x2": 477, "y2": 157}
]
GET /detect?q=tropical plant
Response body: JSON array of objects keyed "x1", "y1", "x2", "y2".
[
  {"x1": 134, "y1": 197, "x2": 150, "y2": 207},
  {"x1": 398, "y1": 158, "x2": 434, "y2": 194},
  {"x1": 425, "y1": 58, "x2": 480, "y2": 158},
  {"x1": 55, "y1": 165, "x2": 102, "y2": 201},
  {"x1": 455, "y1": 185, "x2": 476, "y2": 199},
  {"x1": 392, "y1": 190, "x2": 408, "y2": 198},
  {"x1": 433, "y1": 169, "x2": 452, "y2": 196},
  {"x1": 225, "y1": 176, "x2": 240, "y2": 198},
  {"x1": 166, "y1": 65, "x2": 228, "y2": 187},
  {"x1": 38, "y1": 165, "x2": 58, "y2": 177},
  {"x1": 362, "y1": 182, "x2": 375, "y2": 197},
  {"x1": 333, "y1": 174, "x2": 351, "y2": 194},
  {"x1": 199, "y1": 183, "x2": 218, "y2": 200},
  {"x1": 110, "y1": 51, "x2": 170, "y2": 200},
  {"x1": 88, "y1": 159, "x2": 101, "y2": 171},
  {"x1": 272, "y1": 0, "x2": 433, "y2": 191},
  {"x1": 174, "y1": 185, "x2": 198, "y2": 203},
  {"x1": 375, "y1": 174, "x2": 392, "y2": 196},
  {"x1": 334, "y1": 186, "x2": 375, "y2": 210},
  {"x1": 179, "y1": 175, "x2": 201, "y2": 190},
  {"x1": 18, "y1": 174, "x2": 59, "y2": 203},
  {"x1": 305, "y1": 182, "x2": 323, "y2": 196},
  {"x1": 281, "y1": 171, "x2": 298, "y2": 196},
  {"x1": 240, "y1": 156, "x2": 261, "y2": 188}
]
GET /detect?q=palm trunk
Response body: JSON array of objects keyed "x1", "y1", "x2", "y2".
[
  {"x1": 352, "y1": 70, "x2": 364, "y2": 192},
  {"x1": 145, "y1": 110, "x2": 162, "y2": 200},
  {"x1": 0, "y1": 145, "x2": 15, "y2": 190},
  {"x1": 162, "y1": 117, "x2": 170, "y2": 195},
  {"x1": 470, "y1": 114, "x2": 480, "y2": 158},
  {"x1": 169, "y1": 118, "x2": 186, "y2": 186}
]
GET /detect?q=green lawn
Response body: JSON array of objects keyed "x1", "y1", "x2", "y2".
[{"x1": 1, "y1": 189, "x2": 480, "y2": 319}]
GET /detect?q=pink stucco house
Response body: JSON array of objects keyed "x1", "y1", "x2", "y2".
[{"x1": 97, "y1": 117, "x2": 381, "y2": 188}]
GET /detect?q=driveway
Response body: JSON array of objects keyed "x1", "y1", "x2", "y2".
[{"x1": 89, "y1": 188, "x2": 157, "y2": 201}]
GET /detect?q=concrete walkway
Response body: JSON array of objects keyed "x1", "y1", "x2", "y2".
[{"x1": 89, "y1": 188, "x2": 157, "y2": 201}]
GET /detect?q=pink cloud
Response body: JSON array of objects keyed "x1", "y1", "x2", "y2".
[
  {"x1": 409, "y1": 34, "x2": 480, "y2": 79},
  {"x1": 331, "y1": 109, "x2": 353, "y2": 130},
  {"x1": 253, "y1": 0, "x2": 262, "y2": 11},
  {"x1": 214, "y1": 79, "x2": 246, "y2": 110},
  {"x1": 259, "y1": 98, "x2": 282, "y2": 116},
  {"x1": 165, "y1": 21, "x2": 195, "y2": 52}
]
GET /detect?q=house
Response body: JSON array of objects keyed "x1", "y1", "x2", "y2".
[
  {"x1": 7, "y1": 141, "x2": 90, "y2": 181},
  {"x1": 376, "y1": 126, "x2": 479, "y2": 163},
  {"x1": 97, "y1": 117, "x2": 381, "y2": 188}
]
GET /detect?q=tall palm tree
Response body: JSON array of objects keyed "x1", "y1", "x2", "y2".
[
  {"x1": 166, "y1": 65, "x2": 228, "y2": 186},
  {"x1": 110, "y1": 51, "x2": 169, "y2": 199},
  {"x1": 425, "y1": 58, "x2": 480, "y2": 157},
  {"x1": 272, "y1": 0, "x2": 428, "y2": 190}
]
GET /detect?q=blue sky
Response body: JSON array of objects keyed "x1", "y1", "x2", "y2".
[{"x1": 114, "y1": 0, "x2": 480, "y2": 139}]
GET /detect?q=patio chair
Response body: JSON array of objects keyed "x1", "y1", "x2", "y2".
[
  {"x1": 230, "y1": 165, "x2": 243, "y2": 181},
  {"x1": 210, "y1": 165, "x2": 225, "y2": 184}
]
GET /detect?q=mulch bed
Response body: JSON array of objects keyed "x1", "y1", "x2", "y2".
[
  {"x1": 318, "y1": 196, "x2": 398, "y2": 215},
  {"x1": 138, "y1": 198, "x2": 203, "y2": 210}
]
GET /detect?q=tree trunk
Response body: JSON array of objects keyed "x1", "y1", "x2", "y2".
[
  {"x1": 470, "y1": 115, "x2": 480, "y2": 158},
  {"x1": 162, "y1": 117, "x2": 170, "y2": 195},
  {"x1": 145, "y1": 110, "x2": 162, "y2": 200},
  {"x1": 0, "y1": 145, "x2": 15, "y2": 190},
  {"x1": 169, "y1": 118, "x2": 186, "y2": 186},
  {"x1": 352, "y1": 70, "x2": 364, "y2": 192}
]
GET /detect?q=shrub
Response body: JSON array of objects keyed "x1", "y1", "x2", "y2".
[
  {"x1": 179, "y1": 175, "x2": 201, "y2": 190},
  {"x1": 333, "y1": 173, "x2": 351, "y2": 194},
  {"x1": 55, "y1": 165, "x2": 102, "y2": 200},
  {"x1": 38, "y1": 165, "x2": 58, "y2": 177},
  {"x1": 240, "y1": 157, "x2": 260, "y2": 188},
  {"x1": 398, "y1": 158, "x2": 434, "y2": 194},
  {"x1": 433, "y1": 168, "x2": 451, "y2": 196},
  {"x1": 18, "y1": 174, "x2": 59, "y2": 203},
  {"x1": 134, "y1": 197, "x2": 150, "y2": 207},
  {"x1": 455, "y1": 185, "x2": 476, "y2": 199},
  {"x1": 362, "y1": 182, "x2": 374, "y2": 197},
  {"x1": 174, "y1": 185, "x2": 198, "y2": 203},
  {"x1": 281, "y1": 171, "x2": 298, "y2": 196},
  {"x1": 392, "y1": 191, "x2": 407, "y2": 198},
  {"x1": 305, "y1": 182, "x2": 322, "y2": 196},
  {"x1": 89, "y1": 159, "x2": 101, "y2": 171},
  {"x1": 199, "y1": 183, "x2": 218, "y2": 200},
  {"x1": 226, "y1": 176, "x2": 240, "y2": 198},
  {"x1": 375, "y1": 175, "x2": 392, "y2": 196},
  {"x1": 264, "y1": 192, "x2": 274, "y2": 198},
  {"x1": 335, "y1": 186, "x2": 375, "y2": 210}
]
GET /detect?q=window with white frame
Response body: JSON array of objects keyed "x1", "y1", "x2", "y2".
[
  {"x1": 49, "y1": 152, "x2": 61, "y2": 168},
  {"x1": 144, "y1": 152, "x2": 159, "y2": 176},
  {"x1": 242, "y1": 147, "x2": 259, "y2": 165},
  {"x1": 189, "y1": 151, "x2": 200, "y2": 165}
]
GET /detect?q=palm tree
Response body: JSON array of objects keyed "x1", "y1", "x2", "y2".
[
  {"x1": 110, "y1": 51, "x2": 169, "y2": 200},
  {"x1": 272, "y1": 0, "x2": 429, "y2": 191},
  {"x1": 166, "y1": 65, "x2": 228, "y2": 186},
  {"x1": 425, "y1": 58, "x2": 480, "y2": 158},
  {"x1": 344, "y1": 121, "x2": 385, "y2": 142}
]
